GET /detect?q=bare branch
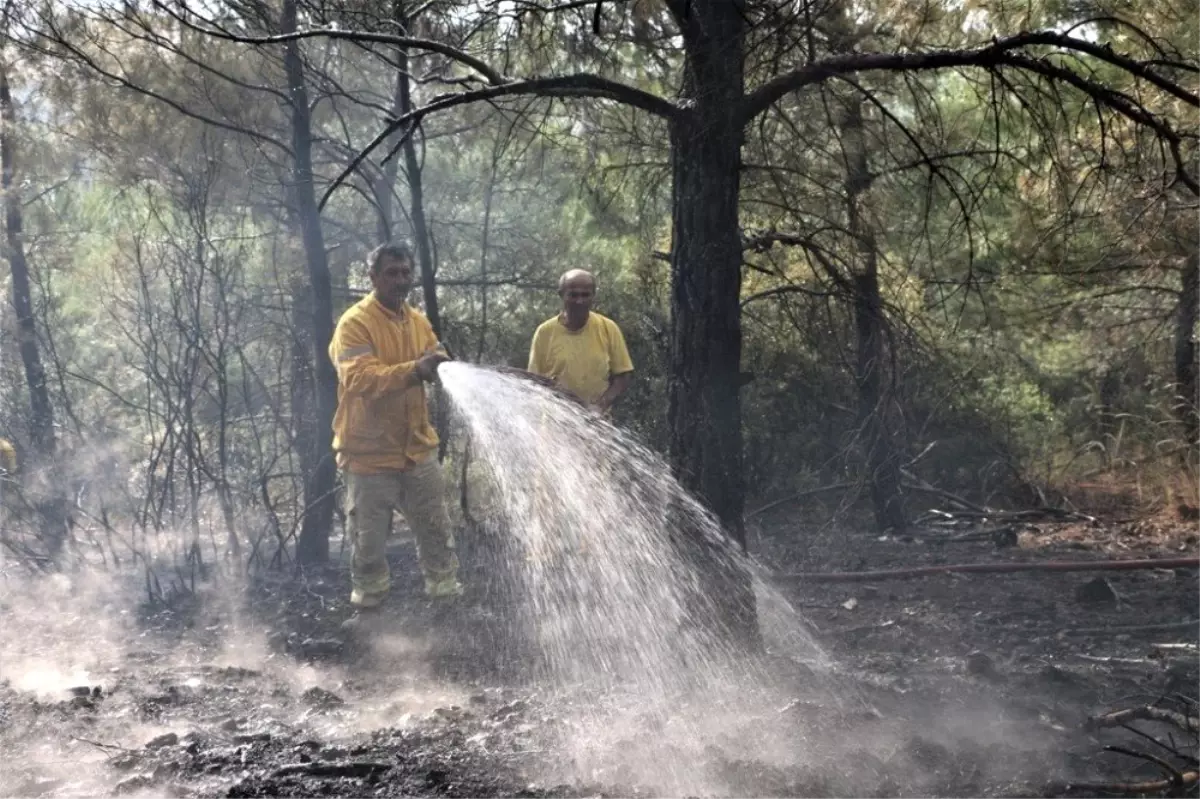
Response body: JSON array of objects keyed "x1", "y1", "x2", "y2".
[
  {"x1": 743, "y1": 31, "x2": 1200, "y2": 121},
  {"x1": 741, "y1": 284, "x2": 834, "y2": 308},
  {"x1": 158, "y1": 2, "x2": 506, "y2": 85},
  {"x1": 319, "y1": 74, "x2": 678, "y2": 209},
  {"x1": 22, "y1": 11, "x2": 291, "y2": 156}
]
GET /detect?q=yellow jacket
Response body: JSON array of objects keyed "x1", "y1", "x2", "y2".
[{"x1": 329, "y1": 294, "x2": 441, "y2": 474}]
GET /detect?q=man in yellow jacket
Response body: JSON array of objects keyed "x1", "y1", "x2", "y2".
[
  {"x1": 329, "y1": 242, "x2": 458, "y2": 609},
  {"x1": 527, "y1": 269, "x2": 633, "y2": 411}
]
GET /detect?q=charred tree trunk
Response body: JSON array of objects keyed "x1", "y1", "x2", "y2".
[
  {"x1": 477, "y1": 173, "x2": 495, "y2": 362},
  {"x1": 377, "y1": 0, "x2": 439, "y2": 342},
  {"x1": 282, "y1": 0, "x2": 337, "y2": 565},
  {"x1": 667, "y1": 0, "x2": 758, "y2": 648},
  {"x1": 396, "y1": 54, "x2": 439, "y2": 336},
  {"x1": 383, "y1": 0, "x2": 452, "y2": 463},
  {"x1": 1097, "y1": 366, "x2": 1121, "y2": 467},
  {"x1": 842, "y1": 99, "x2": 906, "y2": 533},
  {"x1": 1, "y1": 67, "x2": 68, "y2": 557},
  {"x1": 289, "y1": 276, "x2": 316, "y2": 552},
  {"x1": 852, "y1": 272, "x2": 905, "y2": 531},
  {"x1": 1176, "y1": 250, "x2": 1198, "y2": 447}
]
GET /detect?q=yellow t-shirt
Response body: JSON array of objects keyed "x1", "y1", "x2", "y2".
[
  {"x1": 527, "y1": 312, "x2": 634, "y2": 404},
  {"x1": 0, "y1": 438, "x2": 15, "y2": 475}
]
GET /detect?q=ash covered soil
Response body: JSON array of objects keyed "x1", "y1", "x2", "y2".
[{"x1": 1, "y1": 509, "x2": 1196, "y2": 798}]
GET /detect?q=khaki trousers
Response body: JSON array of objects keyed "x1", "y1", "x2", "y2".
[{"x1": 344, "y1": 458, "x2": 459, "y2": 606}]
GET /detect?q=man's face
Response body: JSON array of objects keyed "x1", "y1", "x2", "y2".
[
  {"x1": 560, "y1": 278, "x2": 595, "y2": 315},
  {"x1": 371, "y1": 255, "x2": 414, "y2": 306}
]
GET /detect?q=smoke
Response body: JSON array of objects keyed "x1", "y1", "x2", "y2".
[
  {"x1": 435, "y1": 361, "x2": 1070, "y2": 796},
  {"x1": 0, "y1": 561, "x2": 465, "y2": 796},
  {"x1": 0, "y1": 365, "x2": 1080, "y2": 797}
]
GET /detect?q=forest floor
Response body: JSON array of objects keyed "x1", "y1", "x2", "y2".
[{"x1": 1, "y1": 493, "x2": 1197, "y2": 798}]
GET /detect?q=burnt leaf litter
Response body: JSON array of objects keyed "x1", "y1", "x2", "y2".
[{"x1": 1, "y1": 513, "x2": 1196, "y2": 798}]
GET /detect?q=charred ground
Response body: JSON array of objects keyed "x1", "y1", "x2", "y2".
[{"x1": 1, "y1": 503, "x2": 1196, "y2": 798}]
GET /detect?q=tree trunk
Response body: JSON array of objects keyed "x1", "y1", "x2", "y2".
[
  {"x1": 853, "y1": 272, "x2": 906, "y2": 531},
  {"x1": 398, "y1": 69, "x2": 440, "y2": 338},
  {"x1": 1098, "y1": 366, "x2": 1121, "y2": 467},
  {"x1": 477, "y1": 176, "x2": 494, "y2": 361},
  {"x1": 842, "y1": 99, "x2": 906, "y2": 533},
  {"x1": 1176, "y1": 250, "x2": 1198, "y2": 447},
  {"x1": 667, "y1": 0, "x2": 758, "y2": 648},
  {"x1": 385, "y1": 0, "x2": 452, "y2": 464},
  {"x1": 378, "y1": 0, "x2": 439, "y2": 345},
  {"x1": 282, "y1": 0, "x2": 337, "y2": 565},
  {"x1": 1, "y1": 67, "x2": 68, "y2": 557}
]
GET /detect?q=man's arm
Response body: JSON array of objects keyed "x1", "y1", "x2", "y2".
[
  {"x1": 594, "y1": 320, "x2": 634, "y2": 411},
  {"x1": 332, "y1": 317, "x2": 425, "y2": 397},
  {"x1": 527, "y1": 325, "x2": 549, "y2": 376},
  {"x1": 594, "y1": 371, "x2": 632, "y2": 412}
]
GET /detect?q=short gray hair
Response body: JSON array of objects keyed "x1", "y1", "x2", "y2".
[{"x1": 367, "y1": 241, "x2": 415, "y2": 274}]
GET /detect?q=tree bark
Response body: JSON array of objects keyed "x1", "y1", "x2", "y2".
[
  {"x1": 1, "y1": 67, "x2": 68, "y2": 557},
  {"x1": 377, "y1": 1, "x2": 440, "y2": 337},
  {"x1": 389, "y1": 0, "x2": 451, "y2": 464},
  {"x1": 1097, "y1": 365, "x2": 1121, "y2": 468},
  {"x1": 1176, "y1": 250, "x2": 1198, "y2": 447},
  {"x1": 852, "y1": 271, "x2": 906, "y2": 532},
  {"x1": 398, "y1": 66, "x2": 440, "y2": 339},
  {"x1": 282, "y1": 0, "x2": 337, "y2": 565},
  {"x1": 668, "y1": 0, "x2": 746, "y2": 544},
  {"x1": 666, "y1": 0, "x2": 758, "y2": 648},
  {"x1": 842, "y1": 98, "x2": 906, "y2": 533}
]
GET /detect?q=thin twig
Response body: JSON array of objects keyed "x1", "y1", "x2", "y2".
[
  {"x1": 1118, "y1": 723, "x2": 1200, "y2": 767},
  {"x1": 746, "y1": 483, "x2": 856, "y2": 517},
  {"x1": 1104, "y1": 744, "x2": 1186, "y2": 792},
  {"x1": 70, "y1": 736, "x2": 134, "y2": 753}
]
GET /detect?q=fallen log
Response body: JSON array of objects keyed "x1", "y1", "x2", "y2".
[
  {"x1": 1045, "y1": 771, "x2": 1199, "y2": 796},
  {"x1": 1065, "y1": 620, "x2": 1200, "y2": 636},
  {"x1": 1089, "y1": 706, "x2": 1199, "y2": 733},
  {"x1": 775, "y1": 556, "x2": 1199, "y2": 583}
]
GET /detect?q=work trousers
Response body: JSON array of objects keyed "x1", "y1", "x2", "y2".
[{"x1": 344, "y1": 458, "x2": 459, "y2": 606}]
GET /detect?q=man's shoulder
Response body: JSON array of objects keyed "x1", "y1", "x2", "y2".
[
  {"x1": 591, "y1": 312, "x2": 625, "y2": 333},
  {"x1": 533, "y1": 316, "x2": 560, "y2": 336},
  {"x1": 404, "y1": 303, "x2": 433, "y2": 328},
  {"x1": 334, "y1": 298, "x2": 384, "y2": 344},
  {"x1": 338, "y1": 295, "x2": 375, "y2": 323}
]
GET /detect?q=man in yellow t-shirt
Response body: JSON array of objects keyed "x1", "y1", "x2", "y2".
[
  {"x1": 329, "y1": 242, "x2": 459, "y2": 610},
  {"x1": 0, "y1": 438, "x2": 15, "y2": 477},
  {"x1": 527, "y1": 269, "x2": 634, "y2": 412}
]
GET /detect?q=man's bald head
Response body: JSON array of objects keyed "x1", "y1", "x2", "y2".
[
  {"x1": 558, "y1": 269, "x2": 597, "y2": 293},
  {"x1": 557, "y1": 269, "x2": 597, "y2": 329}
]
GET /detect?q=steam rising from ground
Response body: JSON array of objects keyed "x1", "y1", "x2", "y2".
[
  {"x1": 0, "y1": 567, "x2": 463, "y2": 797},
  {"x1": 0, "y1": 363, "x2": 1070, "y2": 797}
]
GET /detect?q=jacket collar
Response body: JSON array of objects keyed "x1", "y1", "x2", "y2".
[{"x1": 368, "y1": 292, "x2": 408, "y2": 321}]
